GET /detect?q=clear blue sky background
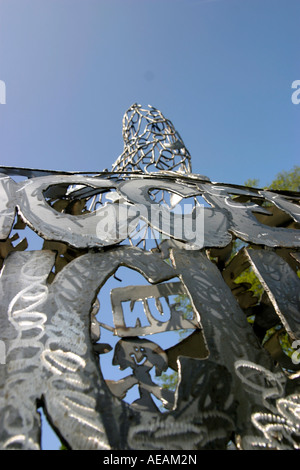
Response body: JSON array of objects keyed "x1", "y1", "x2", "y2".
[
  {"x1": 0, "y1": 0, "x2": 299, "y2": 450},
  {"x1": 0, "y1": 0, "x2": 299, "y2": 187}
]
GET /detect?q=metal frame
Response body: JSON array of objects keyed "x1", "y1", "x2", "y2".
[{"x1": 0, "y1": 104, "x2": 299, "y2": 450}]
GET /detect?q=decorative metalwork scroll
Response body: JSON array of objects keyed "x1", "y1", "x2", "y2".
[
  {"x1": 0, "y1": 104, "x2": 300, "y2": 450},
  {"x1": 111, "y1": 103, "x2": 193, "y2": 175}
]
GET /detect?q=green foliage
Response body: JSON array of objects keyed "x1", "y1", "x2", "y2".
[
  {"x1": 279, "y1": 331, "x2": 296, "y2": 356},
  {"x1": 245, "y1": 165, "x2": 300, "y2": 192},
  {"x1": 235, "y1": 166, "x2": 300, "y2": 298},
  {"x1": 234, "y1": 266, "x2": 263, "y2": 299},
  {"x1": 159, "y1": 166, "x2": 300, "y2": 395},
  {"x1": 267, "y1": 165, "x2": 300, "y2": 192},
  {"x1": 54, "y1": 166, "x2": 299, "y2": 447},
  {"x1": 175, "y1": 293, "x2": 193, "y2": 318},
  {"x1": 244, "y1": 178, "x2": 260, "y2": 188},
  {"x1": 237, "y1": 166, "x2": 300, "y2": 361},
  {"x1": 159, "y1": 370, "x2": 179, "y2": 392}
]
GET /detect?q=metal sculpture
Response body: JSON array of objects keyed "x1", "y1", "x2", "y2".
[
  {"x1": 110, "y1": 337, "x2": 174, "y2": 413},
  {"x1": 0, "y1": 103, "x2": 299, "y2": 450},
  {"x1": 112, "y1": 104, "x2": 192, "y2": 174}
]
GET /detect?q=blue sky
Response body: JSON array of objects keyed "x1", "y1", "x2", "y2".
[
  {"x1": 0, "y1": 0, "x2": 299, "y2": 450},
  {"x1": 0, "y1": 0, "x2": 299, "y2": 187}
]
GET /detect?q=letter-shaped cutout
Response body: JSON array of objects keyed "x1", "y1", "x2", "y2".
[
  {"x1": 199, "y1": 183, "x2": 300, "y2": 248},
  {"x1": 118, "y1": 178, "x2": 231, "y2": 248},
  {"x1": 0, "y1": 246, "x2": 176, "y2": 449},
  {"x1": 14, "y1": 175, "x2": 140, "y2": 248}
]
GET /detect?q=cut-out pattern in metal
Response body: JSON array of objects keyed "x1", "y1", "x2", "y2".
[
  {"x1": 110, "y1": 281, "x2": 199, "y2": 337},
  {"x1": 0, "y1": 103, "x2": 299, "y2": 450},
  {"x1": 111, "y1": 103, "x2": 194, "y2": 175},
  {"x1": 110, "y1": 337, "x2": 174, "y2": 413}
]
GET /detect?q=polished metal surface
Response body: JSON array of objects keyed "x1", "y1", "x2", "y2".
[
  {"x1": 0, "y1": 104, "x2": 299, "y2": 450},
  {"x1": 112, "y1": 103, "x2": 193, "y2": 175}
]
